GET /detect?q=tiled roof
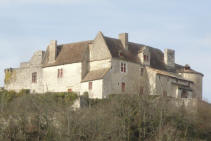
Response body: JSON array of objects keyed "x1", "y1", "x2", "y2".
[
  {"x1": 148, "y1": 67, "x2": 193, "y2": 82},
  {"x1": 176, "y1": 67, "x2": 204, "y2": 76},
  {"x1": 104, "y1": 36, "x2": 166, "y2": 70},
  {"x1": 81, "y1": 68, "x2": 110, "y2": 82},
  {"x1": 104, "y1": 37, "x2": 138, "y2": 63},
  {"x1": 43, "y1": 41, "x2": 92, "y2": 67}
]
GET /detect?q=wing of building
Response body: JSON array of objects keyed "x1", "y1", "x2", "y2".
[{"x1": 4, "y1": 32, "x2": 204, "y2": 99}]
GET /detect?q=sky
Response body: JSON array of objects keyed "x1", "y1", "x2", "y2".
[{"x1": 0, "y1": 0, "x2": 211, "y2": 101}]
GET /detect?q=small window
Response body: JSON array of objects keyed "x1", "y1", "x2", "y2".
[
  {"x1": 121, "y1": 62, "x2": 124, "y2": 72},
  {"x1": 120, "y1": 62, "x2": 127, "y2": 73},
  {"x1": 89, "y1": 82, "x2": 93, "y2": 90},
  {"x1": 68, "y1": 89, "x2": 72, "y2": 92},
  {"x1": 139, "y1": 87, "x2": 144, "y2": 95},
  {"x1": 141, "y1": 68, "x2": 144, "y2": 76},
  {"x1": 119, "y1": 52, "x2": 123, "y2": 57},
  {"x1": 144, "y1": 55, "x2": 147, "y2": 61},
  {"x1": 163, "y1": 90, "x2": 167, "y2": 97},
  {"x1": 121, "y1": 82, "x2": 125, "y2": 92},
  {"x1": 32, "y1": 72, "x2": 37, "y2": 83},
  {"x1": 181, "y1": 90, "x2": 188, "y2": 98},
  {"x1": 57, "y1": 69, "x2": 63, "y2": 78}
]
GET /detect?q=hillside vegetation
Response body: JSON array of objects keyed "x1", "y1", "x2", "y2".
[{"x1": 0, "y1": 90, "x2": 211, "y2": 141}]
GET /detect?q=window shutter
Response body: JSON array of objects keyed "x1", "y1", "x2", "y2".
[
  {"x1": 121, "y1": 82, "x2": 125, "y2": 92},
  {"x1": 89, "y1": 82, "x2": 93, "y2": 90},
  {"x1": 121, "y1": 62, "x2": 124, "y2": 72},
  {"x1": 124, "y1": 63, "x2": 126, "y2": 72}
]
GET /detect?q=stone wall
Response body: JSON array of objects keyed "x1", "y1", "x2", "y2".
[
  {"x1": 180, "y1": 73, "x2": 203, "y2": 99},
  {"x1": 4, "y1": 51, "x2": 45, "y2": 93},
  {"x1": 89, "y1": 32, "x2": 111, "y2": 61},
  {"x1": 146, "y1": 68, "x2": 192, "y2": 98},
  {"x1": 103, "y1": 58, "x2": 141, "y2": 97},
  {"x1": 145, "y1": 67, "x2": 157, "y2": 95},
  {"x1": 89, "y1": 59, "x2": 111, "y2": 71}
]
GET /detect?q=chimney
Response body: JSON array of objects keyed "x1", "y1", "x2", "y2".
[
  {"x1": 119, "y1": 33, "x2": 128, "y2": 50},
  {"x1": 164, "y1": 49, "x2": 175, "y2": 68},
  {"x1": 48, "y1": 40, "x2": 57, "y2": 63}
]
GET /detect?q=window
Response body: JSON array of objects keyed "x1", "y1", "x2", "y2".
[
  {"x1": 119, "y1": 52, "x2": 123, "y2": 57},
  {"x1": 141, "y1": 68, "x2": 144, "y2": 76},
  {"x1": 57, "y1": 69, "x2": 63, "y2": 78},
  {"x1": 181, "y1": 90, "x2": 188, "y2": 98},
  {"x1": 32, "y1": 72, "x2": 37, "y2": 83},
  {"x1": 121, "y1": 82, "x2": 125, "y2": 92},
  {"x1": 163, "y1": 90, "x2": 167, "y2": 97},
  {"x1": 120, "y1": 62, "x2": 126, "y2": 73},
  {"x1": 139, "y1": 87, "x2": 144, "y2": 95},
  {"x1": 89, "y1": 82, "x2": 93, "y2": 90},
  {"x1": 144, "y1": 55, "x2": 149, "y2": 61},
  {"x1": 144, "y1": 55, "x2": 147, "y2": 61},
  {"x1": 68, "y1": 89, "x2": 72, "y2": 92}
]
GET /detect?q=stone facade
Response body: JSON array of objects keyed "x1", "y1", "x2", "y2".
[{"x1": 4, "y1": 32, "x2": 204, "y2": 100}]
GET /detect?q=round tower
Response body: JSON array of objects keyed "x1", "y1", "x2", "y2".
[{"x1": 178, "y1": 65, "x2": 203, "y2": 99}]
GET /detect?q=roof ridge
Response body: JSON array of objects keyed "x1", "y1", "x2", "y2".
[
  {"x1": 104, "y1": 36, "x2": 121, "y2": 41},
  {"x1": 59, "y1": 40, "x2": 93, "y2": 46}
]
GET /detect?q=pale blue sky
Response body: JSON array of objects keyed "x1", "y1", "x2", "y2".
[{"x1": 0, "y1": 0, "x2": 211, "y2": 101}]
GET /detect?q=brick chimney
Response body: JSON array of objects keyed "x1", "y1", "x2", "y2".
[
  {"x1": 119, "y1": 33, "x2": 128, "y2": 50},
  {"x1": 164, "y1": 49, "x2": 175, "y2": 68},
  {"x1": 48, "y1": 40, "x2": 57, "y2": 63}
]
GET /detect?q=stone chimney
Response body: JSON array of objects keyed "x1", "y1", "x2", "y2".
[
  {"x1": 119, "y1": 33, "x2": 128, "y2": 50},
  {"x1": 164, "y1": 49, "x2": 175, "y2": 68},
  {"x1": 48, "y1": 40, "x2": 57, "y2": 63}
]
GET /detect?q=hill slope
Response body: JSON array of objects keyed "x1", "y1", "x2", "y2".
[{"x1": 0, "y1": 91, "x2": 211, "y2": 141}]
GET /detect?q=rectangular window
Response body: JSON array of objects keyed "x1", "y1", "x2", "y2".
[
  {"x1": 124, "y1": 63, "x2": 126, "y2": 72},
  {"x1": 144, "y1": 55, "x2": 147, "y2": 61},
  {"x1": 163, "y1": 90, "x2": 167, "y2": 97},
  {"x1": 89, "y1": 81, "x2": 93, "y2": 90},
  {"x1": 181, "y1": 90, "x2": 188, "y2": 98},
  {"x1": 121, "y1": 62, "x2": 124, "y2": 72},
  {"x1": 140, "y1": 87, "x2": 144, "y2": 95},
  {"x1": 141, "y1": 68, "x2": 144, "y2": 76},
  {"x1": 120, "y1": 62, "x2": 127, "y2": 73},
  {"x1": 68, "y1": 88, "x2": 72, "y2": 92},
  {"x1": 32, "y1": 72, "x2": 37, "y2": 83},
  {"x1": 121, "y1": 82, "x2": 125, "y2": 92},
  {"x1": 57, "y1": 69, "x2": 63, "y2": 78}
]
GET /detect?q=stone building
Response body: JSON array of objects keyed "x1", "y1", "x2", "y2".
[{"x1": 4, "y1": 32, "x2": 204, "y2": 99}]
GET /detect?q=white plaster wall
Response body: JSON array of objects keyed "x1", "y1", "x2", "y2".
[
  {"x1": 80, "y1": 80, "x2": 103, "y2": 99},
  {"x1": 43, "y1": 63, "x2": 82, "y2": 93}
]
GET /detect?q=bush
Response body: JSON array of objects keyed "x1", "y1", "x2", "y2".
[{"x1": 0, "y1": 92, "x2": 211, "y2": 141}]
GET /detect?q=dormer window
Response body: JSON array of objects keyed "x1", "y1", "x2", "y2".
[
  {"x1": 144, "y1": 55, "x2": 149, "y2": 61},
  {"x1": 138, "y1": 47, "x2": 150, "y2": 66},
  {"x1": 118, "y1": 51, "x2": 124, "y2": 58}
]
